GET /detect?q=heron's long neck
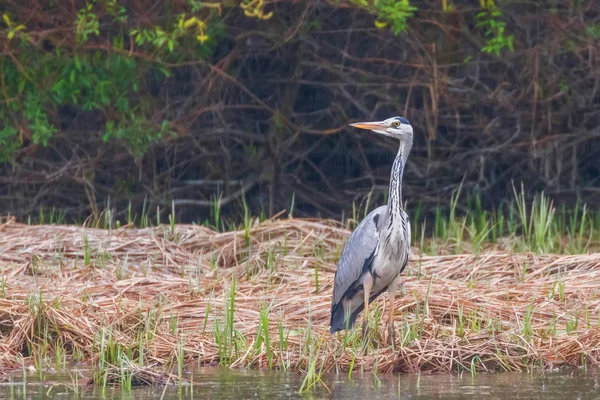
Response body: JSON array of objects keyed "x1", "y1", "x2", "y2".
[{"x1": 387, "y1": 142, "x2": 408, "y2": 219}]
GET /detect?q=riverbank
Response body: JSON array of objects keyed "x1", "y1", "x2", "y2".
[{"x1": 0, "y1": 218, "x2": 599, "y2": 385}]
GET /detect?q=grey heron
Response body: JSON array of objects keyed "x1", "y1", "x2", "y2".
[{"x1": 330, "y1": 116, "x2": 413, "y2": 342}]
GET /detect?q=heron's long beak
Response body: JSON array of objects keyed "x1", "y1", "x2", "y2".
[{"x1": 349, "y1": 121, "x2": 387, "y2": 131}]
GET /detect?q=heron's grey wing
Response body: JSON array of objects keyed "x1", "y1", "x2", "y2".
[{"x1": 332, "y1": 205, "x2": 386, "y2": 306}]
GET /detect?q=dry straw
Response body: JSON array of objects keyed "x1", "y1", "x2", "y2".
[{"x1": 1, "y1": 217, "x2": 600, "y2": 379}]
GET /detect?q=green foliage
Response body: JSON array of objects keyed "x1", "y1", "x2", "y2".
[
  {"x1": 352, "y1": 0, "x2": 418, "y2": 35},
  {"x1": 0, "y1": 2, "x2": 226, "y2": 163},
  {"x1": 0, "y1": 49, "x2": 166, "y2": 160},
  {"x1": 585, "y1": 24, "x2": 600, "y2": 40},
  {"x1": 129, "y1": 13, "x2": 221, "y2": 51},
  {"x1": 476, "y1": 2, "x2": 515, "y2": 56},
  {"x1": 76, "y1": 2, "x2": 100, "y2": 43},
  {"x1": 104, "y1": 0, "x2": 127, "y2": 23},
  {"x1": 23, "y1": 94, "x2": 57, "y2": 146},
  {"x1": 0, "y1": 48, "x2": 175, "y2": 160},
  {"x1": 0, "y1": 126, "x2": 19, "y2": 164},
  {"x1": 52, "y1": 53, "x2": 136, "y2": 112},
  {"x1": 104, "y1": 116, "x2": 173, "y2": 158}
]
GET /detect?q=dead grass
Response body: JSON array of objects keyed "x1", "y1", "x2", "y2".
[{"x1": 1, "y1": 217, "x2": 600, "y2": 379}]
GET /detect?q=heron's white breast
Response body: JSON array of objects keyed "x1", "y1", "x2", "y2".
[{"x1": 371, "y1": 226, "x2": 409, "y2": 287}]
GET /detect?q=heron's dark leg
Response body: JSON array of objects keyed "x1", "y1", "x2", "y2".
[
  {"x1": 386, "y1": 274, "x2": 402, "y2": 344},
  {"x1": 361, "y1": 273, "x2": 373, "y2": 336}
]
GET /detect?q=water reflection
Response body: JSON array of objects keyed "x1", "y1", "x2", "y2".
[{"x1": 0, "y1": 367, "x2": 598, "y2": 399}]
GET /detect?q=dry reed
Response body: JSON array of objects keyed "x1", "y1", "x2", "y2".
[{"x1": 1, "y1": 217, "x2": 600, "y2": 378}]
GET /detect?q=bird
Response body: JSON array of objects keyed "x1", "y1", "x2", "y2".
[{"x1": 330, "y1": 116, "x2": 413, "y2": 342}]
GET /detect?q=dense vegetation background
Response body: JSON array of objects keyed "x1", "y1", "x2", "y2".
[{"x1": 0, "y1": 0, "x2": 598, "y2": 224}]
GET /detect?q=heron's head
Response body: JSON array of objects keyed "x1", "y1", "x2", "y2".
[{"x1": 349, "y1": 116, "x2": 413, "y2": 140}]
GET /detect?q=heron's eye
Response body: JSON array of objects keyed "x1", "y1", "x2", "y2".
[{"x1": 392, "y1": 121, "x2": 400, "y2": 128}]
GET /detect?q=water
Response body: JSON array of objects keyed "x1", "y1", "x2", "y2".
[{"x1": 1, "y1": 367, "x2": 599, "y2": 399}]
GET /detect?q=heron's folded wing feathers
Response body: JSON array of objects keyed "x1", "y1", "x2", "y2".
[{"x1": 332, "y1": 206, "x2": 386, "y2": 306}]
